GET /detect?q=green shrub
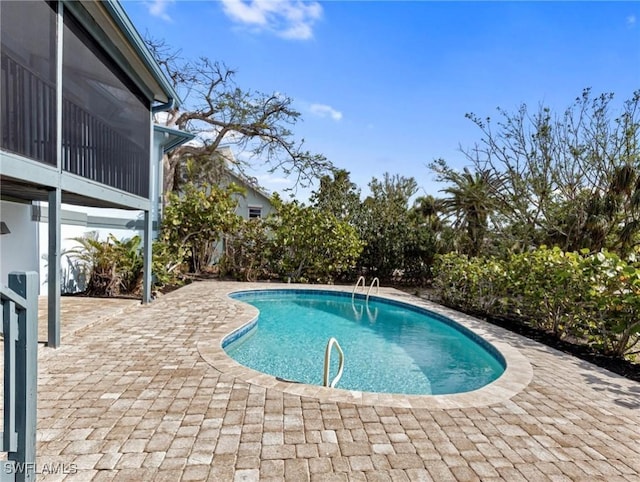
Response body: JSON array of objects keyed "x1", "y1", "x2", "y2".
[
  {"x1": 266, "y1": 197, "x2": 364, "y2": 283},
  {"x1": 433, "y1": 246, "x2": 640, "y2": 359},
  {"x1": 219, "y1": 219, "x2": 272, "y2": 281},
  {"x1": 582, "y1": 250, "x2": 640, "y2": 357},
  {"x1": 161, "y1": 183, "x2": 243, "y2": 273},
  {"x1": 506, "y1": 247, "x2": 585, "y2": 336},
  {"x1": 151, "y1": 239, "x2": 187, "y2": 289},
  {"x1": 220, "y1": 197, "x2": 365, "y2": 284},
  {"x1": 432, "y1": 253, "x2": 507, "y2": 315}
]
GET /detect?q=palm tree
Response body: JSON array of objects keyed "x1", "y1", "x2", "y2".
[
  {"x1": 439, "y1": 168, "x2": 501, "y2": 256},
  {"x1": 412, "y1": 195, "x2": 444, "y2": 233}
]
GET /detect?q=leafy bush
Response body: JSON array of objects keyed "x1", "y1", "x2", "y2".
[
  {"x1": 161, "y1": 182, "x2": 243, "y2": 273},
  {"x1": 433, "y1": 247, "x2": 640, "y2": 359},
  {"x1": 267, "y1": 197, "x2": 364, "y2": 283},
  {"x1": 432, "y1": 253, "x2": 507, "y2": 314},
  {"x1": 152, "y1": 239, "x2": 187, "y2": 289},
  {"x1": 220, "y1": 196, "x2": 365, "y2": 283},
  {"x1": 219, "y1": 219, "x2": 272, "y2": 281},
  {"x1": 582, "y1": 251, "x2": 640, "y2": 357},
  {"x1": 506, "y1": 247, "x2": 585, "y2": 336},
  {"x1": 67, "y1": 232, "x2": 143, "y2": 296}
]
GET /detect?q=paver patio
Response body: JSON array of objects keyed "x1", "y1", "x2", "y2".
[{"x1": 19, "y1": 281, "x2": 640, "y2": 480}]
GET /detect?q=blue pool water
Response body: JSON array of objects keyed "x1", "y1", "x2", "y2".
[{"x1": 224, "y1": 290, "x2": 505, "y2": 395}]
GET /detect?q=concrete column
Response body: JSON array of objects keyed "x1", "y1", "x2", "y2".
[
  {"x1": 47, "y1": 188, "x2": 61, "y2": 348},
  {"x1": 142, "y1": 209, "x2": 152, "y2": 304}
]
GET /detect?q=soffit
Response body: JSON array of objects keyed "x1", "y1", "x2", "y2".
[{"x1": 69, "y1": 1, "x2": 174, "y2": 104}]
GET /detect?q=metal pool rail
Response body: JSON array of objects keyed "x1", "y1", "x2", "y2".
[{"x1": 323, "y1": 337, "x2": 344, "y2": 388}]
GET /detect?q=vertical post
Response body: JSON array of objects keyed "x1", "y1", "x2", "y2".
[
  {"x1": 55, "y1": 1, "x2": 63, "y2": 174},
  {"x1": 47, "y1": 188, "x2": 61, "y2": 348},
  {"x1": 8, "y1": 272, "x2": 38, "y2": 482},
  {"x1": 46, "y1": 0, "x2": 64, "y2": 350},
  {"x1": 142, "y1": 109, "x2": 154, "y2": 305},
  {"x1": 142, "y1": 209, "x2": 152, "y2": 304}
]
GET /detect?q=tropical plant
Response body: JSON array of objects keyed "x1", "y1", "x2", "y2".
[
  {"x1": 310, "y1": 168, "x2": 362, "y2": 223},
  {"x1": 582, "y1": 250, "x2": 640, "y2": 357},
  {"x1": 506, "y1": 247, "x2": 585, "y2": 336},
  {"x1": 432, "y1": 247, "x2": 640, "y2": 359},
  {"x1": 151, "y1": 239, "x2": 187, "y2": 289},
  {"x1": 432, "y1": 253, "x2": 508, "y2": 314},
  {"x1": 355, "y1": 174, "x2": 420, "y2": 281},
  {"x1": 441, "y1": 89, "x2": 640, "y2": 254},
  {"x1": 66, "y1": 232, "x2": 143, "y2": 296},
  {"x1": 429, "y1": 164, "x2": 502, "y2": 256}
]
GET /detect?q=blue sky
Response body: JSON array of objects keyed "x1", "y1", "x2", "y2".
[{"x1": 124, "y1": 0, "x2": 640, "y2": 200}]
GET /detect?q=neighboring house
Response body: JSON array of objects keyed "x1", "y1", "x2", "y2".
[
  {"x1": 0, "y1": 0, "x2": 190, "y2": 346},
  {"x1": 217, "y1": 147, "x2": 276, "y2": 220},
  {"x1": 226, "y1": 170, "x2": 276, "y2": 221},
  {"x1": 205, "y1": 147, "x2": 277, "y2": 264}
]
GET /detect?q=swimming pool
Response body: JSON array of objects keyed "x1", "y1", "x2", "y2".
[{"x1": 224, "y1": 290, "x2": 505, "y2": 395}]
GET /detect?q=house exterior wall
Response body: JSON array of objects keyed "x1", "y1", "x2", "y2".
[
  {"x1": 0, "y1": 201, "x2": 40, "y2": 285},
  {"x1": 0, "y1": 1, "x2": 186, "y2": 305},
  {"x1": 0, "y1": 1, "x2": 153, "y2": 198}
]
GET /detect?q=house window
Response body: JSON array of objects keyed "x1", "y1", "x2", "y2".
[
  {"x1": 0, "y1": 0, "x2": 57, "y2": 165},
  {"x1": 248, "y1": 206, "x2": 262, "y2": 219},
  {"x1": 62, "y1": 11, "x2": 151, "y2": 197}
]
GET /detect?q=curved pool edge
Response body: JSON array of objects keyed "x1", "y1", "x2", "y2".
[{"x1": 197, "y1": 284, "x2": 533, "y2": 409}]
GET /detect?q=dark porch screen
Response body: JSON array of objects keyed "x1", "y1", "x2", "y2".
[
  {"x1": 62, "y1": 11, "x2": 151, "y2": 198},
  {"x1": 0, "y1": 1, "x2": 57, "y2": 165}
]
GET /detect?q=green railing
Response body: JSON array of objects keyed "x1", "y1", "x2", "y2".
[{"x1": 1, "y1": 272, "x2": 38, "y2": 482}]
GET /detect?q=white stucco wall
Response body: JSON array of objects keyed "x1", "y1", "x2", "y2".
[
  {"x1": 37, "y1": 203, "x2": 144, "y2": 295},
  {"x1": 0, "y1": 200, "x2": 40, "y2": 288}
]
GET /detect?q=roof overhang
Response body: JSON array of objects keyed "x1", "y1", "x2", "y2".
[
  {"x1": 154, "y1": 125, "x2": 196, "y2": 154},
  {"x1": 64, "y1": 0, "x2": 180, "y2": 108}
]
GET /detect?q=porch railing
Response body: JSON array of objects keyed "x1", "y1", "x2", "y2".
[
  {"x1": 61, "y1": 98, "x2": 149, "y2": 198},
  {"x1": 1, "y1": 52, "x2": 150, "y2": 198},
  {"x1": 0, "y1": 54, "x2": 56, "y2": 166},
  {"x1": 0, "y1": 272, "x2": 38, "y2": 482}
]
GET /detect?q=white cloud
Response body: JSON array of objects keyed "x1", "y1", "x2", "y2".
[
  {"x1": 145, "y1": 0, "x2": 174, "y2": 22},
  {"x1": 220, "y1": 0, "x2": 322, "y2": 40},
  {"x1": 309, "y1": 103, "x2": 343, "y2": 121},
  {"x1": 627, "y1": 14, "x2": 637, "y2": 27}
]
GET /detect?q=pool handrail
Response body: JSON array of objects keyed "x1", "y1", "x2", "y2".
[
  {"x1": 366, "y1": 304, "x2": 378, "y2": 322},
  {"x1": 351, "y1": 298, "x2": 363, "y2": 320},
  {"x1": 352, "y1": 276, "x2": 366, "y2": 300},
  {"x1": 366, "y1": 277, "x2": 379, "y2": 302},
  {"x1": 323, "y1": 337, "x2": 344, "y2": 388}
]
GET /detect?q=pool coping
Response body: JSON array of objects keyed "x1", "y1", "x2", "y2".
[{"x1": 197, "y1": 284, "x2": 533, "y2": 409}]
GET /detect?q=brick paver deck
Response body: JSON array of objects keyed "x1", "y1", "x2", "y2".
[
  {"x1": 25, "y1": 281, "x2": 640, "y2": 480},
  {"x1": 37, "y1": 296, "x2": 139, "y2": 344}
]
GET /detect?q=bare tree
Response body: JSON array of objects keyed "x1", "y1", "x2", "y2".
[
  {"x1": 433, "y1": 89, "x2": 640, "y2": 253},
  {"x1": 147, "y1": 39, "x2": 332, "y2": 199}
]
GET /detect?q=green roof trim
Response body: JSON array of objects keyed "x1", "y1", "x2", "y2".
[{"x1": 154, "y1": 125, "x2": 196, "y2": 154}]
